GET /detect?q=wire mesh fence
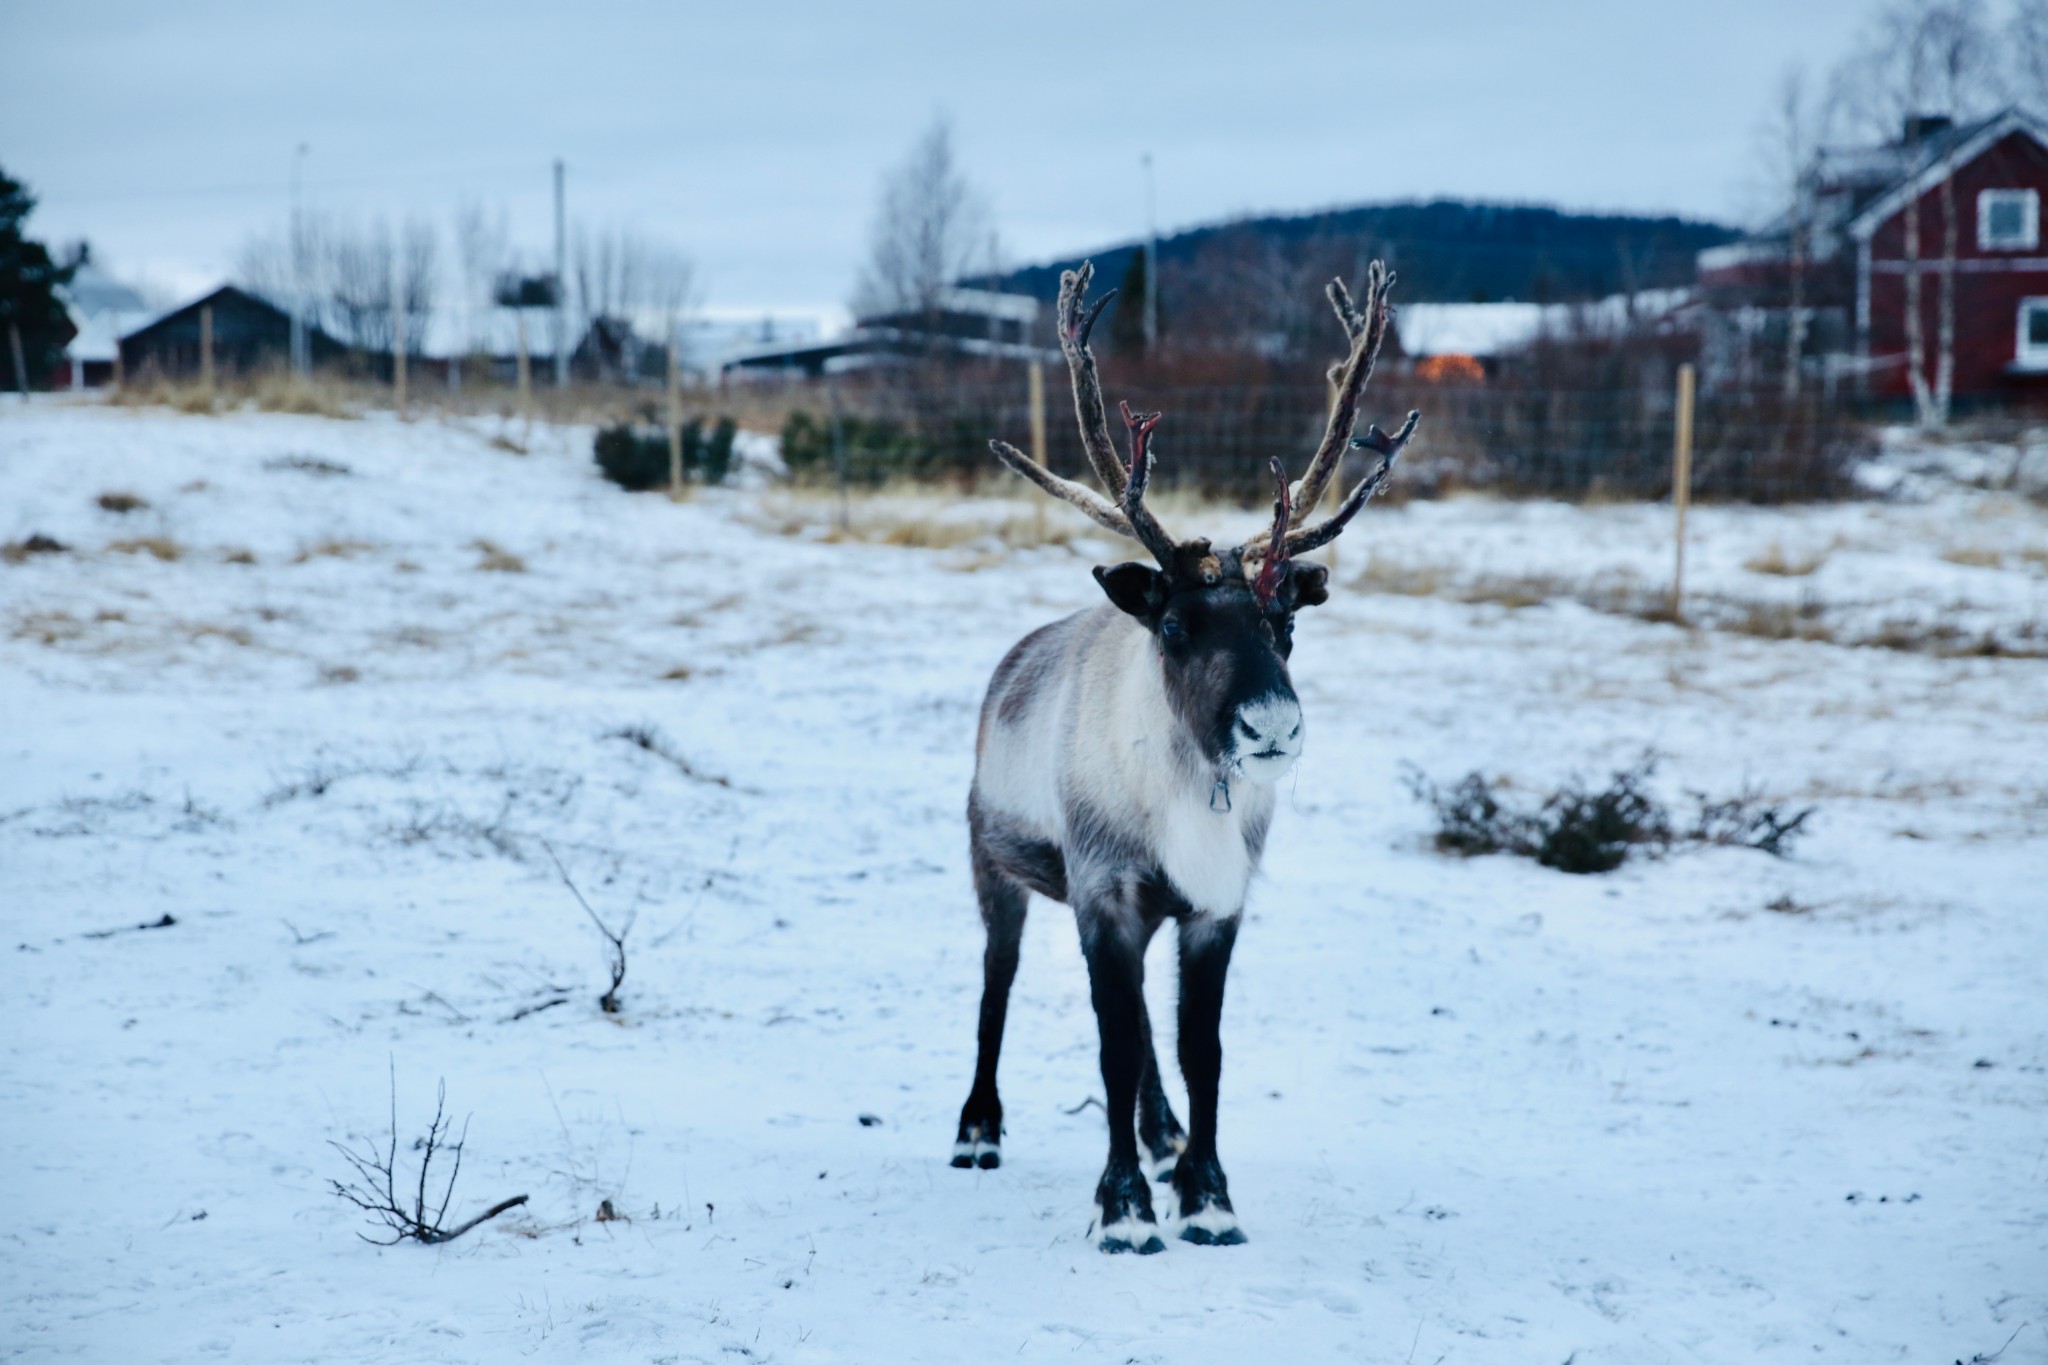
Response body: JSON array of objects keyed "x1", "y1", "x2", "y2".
[{"x1": 760, "y1": 370, "x2": 1874, "y2": 505}]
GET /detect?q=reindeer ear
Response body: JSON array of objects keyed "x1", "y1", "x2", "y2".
[
  {"x1": 1283, "y1": 562, "x2": 1330, "y2": 610},
  {"x1": 1093, "y1": 562, "x2": 1169, "y2": 620}
]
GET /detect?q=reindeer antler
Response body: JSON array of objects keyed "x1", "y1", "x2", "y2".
[
  {"x1": 1057, "y1": 263, "x2": 1129, "y2": 500},
  {"x1": 992, "y1": 257, "x2": 1412, "y2": 582},
  {"x1": 1240, "y1": 261, "x2": 1419, "y2": 564},
  {"x1": 989, "y1": 261, "x2": 1191, "y2": 574}
]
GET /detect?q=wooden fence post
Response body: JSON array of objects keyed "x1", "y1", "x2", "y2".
[
  {"x1": 1671, "y1": 362, "x2": 1696, "y2": 622},
  {"x1": 199, "y1": 305, "x2": 214, "y2": 398},
  {"x1": 392, "y1": 291, "x2": 408, "y2": 418},
  {"x1": 667, "y1": 337, "x2": 684, "y2": 500},
  {"x1": 515, "y1": 311, "x2": 532, "y2": 440}
]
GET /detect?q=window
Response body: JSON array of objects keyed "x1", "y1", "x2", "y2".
[
  {"x1": 2017, "y1": 298, "x2": 2048, "y2": 369},
  {"x1": 1979, "y1": 189, "x2": 2040, "y2": 251}
]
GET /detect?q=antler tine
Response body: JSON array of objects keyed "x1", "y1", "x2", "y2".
[
  {"x1": 1117, "y1": 400, "x2": 1179, "y2": 570},
  {"x1": 989, "y1": 440, "x2": 1136, "y2": 537},
  {"x1": 1055, "y1": 263, "x2": 1129, "y2": 499},
  {"x1": 1290, "y1": 260, "x2": 1396, "y2": 525},
  {"x1": 1251, "y1": 456, "x2": 1291, "y2": 608},
  {"x1": 1243, "y1": 409, "x2": 1419, "y2": 564}
]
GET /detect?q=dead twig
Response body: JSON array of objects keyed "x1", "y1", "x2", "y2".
[
  {"x1": 540, "y1": 840, "x2": 634, "y2": 1013},
  {"x1": 80, "y1": 913, "x2": 176, "y2": 940},
  {"x1": 327, "y1": 1062, "x2": 527, "y2": 1245},
  {"x1": 504, "y1": 995, "x2": 571, "y2": 1023}
]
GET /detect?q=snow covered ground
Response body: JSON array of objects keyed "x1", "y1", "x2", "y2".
[{"x1": 2, "y1": 401, "x2": 2044, "y2": 1364}]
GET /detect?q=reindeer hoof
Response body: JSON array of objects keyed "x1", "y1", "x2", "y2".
[
  {"x1": 950, "y1": 1135, "x2": 1000, "y2": 1169},
  {"x1": 1099, "y1": 1223, "x2": 1167, "y2": 1255},
  {"x1": 951, "y1": 1119, "x2": 1001, "y2": 1170},
  {"x1": 1093, "y1": 1162, "x2": 1164, "y2": 1254},
  {"x1": 1170, "y1": 1155, "x2": 1246, "y2": 1245},
  {"x1": 1177, "y1": 1212, "x2": 1248, "y2": 1246},
  {"x1": 1140, "y1": 1132, "x2": 1185, "y2": 1185}
]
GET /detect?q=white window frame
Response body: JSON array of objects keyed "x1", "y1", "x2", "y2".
[
  {"x1": 1978, "y1": 189, "x2": 2040, "y2": 251},
  {"x1": 2016, "y1": 297, "x2": 2048, "y2": 370}
]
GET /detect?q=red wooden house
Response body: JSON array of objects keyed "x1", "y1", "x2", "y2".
[{"x1": 1698, "y1": 108, "x2": 2048, "y2": 407}]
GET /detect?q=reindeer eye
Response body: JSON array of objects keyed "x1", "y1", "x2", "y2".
[{"x1": 1160, "y1": 618, "x2": 1184, "y2": 641}]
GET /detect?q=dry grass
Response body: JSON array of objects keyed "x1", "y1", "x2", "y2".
[
  {"x1": 222, "y1": 547, "x2": 258, "y2": 565},
  {"x1": 1744, "y1": 542, "x2": 1830, "y2": 577},
  {"x1": 97, "y1": 491, "x2": 150, "y2": 514},
  {"x1": 108, "y1": 536, "x2": 183, "y2": 562},
  {"x1": 292, "y1": 538, "x2": 377, "y2": 563},
  {"x1": 748, "y1": 489, "x2": 1095, "y2": 554},
  {"x1": 110, "y1": 372, "x2": 363, "y2": 419},
  {"x1": 12, "y1": 610, "x2": 89, "y2": 644},
  {"x1": 185, "y1": 621, "x2": 253, "y2": 647},
  {"x1": 473, "y1": 540, "x2": 527, "y2": 573},
  {"x1": 1348, "y1": 552, "x2": 2048, "y2": 659}
]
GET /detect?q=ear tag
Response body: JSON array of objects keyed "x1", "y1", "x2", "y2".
[{"x1": 1210, "y1": 777, "x2": 1232, "y2": 813}]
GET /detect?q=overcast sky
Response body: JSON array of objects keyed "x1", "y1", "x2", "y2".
[{"x1": 3, "y1": 0, "x2": 1885, "y2": 322}]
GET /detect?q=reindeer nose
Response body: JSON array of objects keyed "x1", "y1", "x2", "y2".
[{"x1": 1233, "y1": 696, "x2": 1304, "y2": 760}]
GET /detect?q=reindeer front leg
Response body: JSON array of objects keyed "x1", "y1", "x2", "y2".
[
  {"x1": 1171, "y1": 912, "x2": 1247, "y2": 1245},
  {"x1": 1078, "y1": 903, "x2": 1165, "y2": 1254}
]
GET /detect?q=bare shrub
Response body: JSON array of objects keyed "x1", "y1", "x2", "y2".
[
  {"x1": 97, "y1": 491, "x2": 149, "y2": 514},
  {"x1": 1, "y1": 533, "x2": 67, "y2": 563},
  {"x1": 329, "y1": 1068, "x2": 527, "y2": 1245},
  {"x1": 542, "y1": 842, "x2": 633, "y2": 1014},
  {"x1": 1405, "y1": 753, "x2": 1815, "y2": 874}
]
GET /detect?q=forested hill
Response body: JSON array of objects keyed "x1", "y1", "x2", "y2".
[{"x1": 993, "y1": 200, "x2": 1739, "y2": 305}]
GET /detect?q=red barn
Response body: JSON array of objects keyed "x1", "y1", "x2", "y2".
[{"x1": 1698, "y1": 108, "x2": 2048, "y2": 408}]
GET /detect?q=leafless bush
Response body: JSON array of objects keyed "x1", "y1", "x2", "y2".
[
  {"x1": 329, "y1": 1067, "x2": 527, "y2": 1245},
  {"x1": 542, "y1": 841, "x2": 633, "y2": 1013},
  {"x1": 1404, "y1": 753, "x2": 1815, "y2": 873}
]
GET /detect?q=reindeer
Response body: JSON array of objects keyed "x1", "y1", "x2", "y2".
[{"x1": 951, "y1": 259, "x2": 1418, "y2": 1254}]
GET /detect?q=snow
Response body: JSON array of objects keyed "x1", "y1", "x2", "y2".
[
  {"x1": 2, "y1": 400, "x2": 2044, "y2": 1364},
  {"x1": 1396, "y1": 289, "x2": 1692, "y2": 358}
]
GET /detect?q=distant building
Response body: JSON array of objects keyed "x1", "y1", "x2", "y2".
[
  {"x1": 55, "y1": 250, "x2": 150, "y2": 389},
  {"x1": 1698, "y1": 107, "x2": 2048, "y2": 404},
  {"x1": 1395, "y1": 290, "x2": 1694, "y2": 365},
  {"x1": 722, "y1": 288, "x2": 1055, "y2": 378},
  {"x1": 119, "y1": 285, "x2": 346, "y2": 380}
]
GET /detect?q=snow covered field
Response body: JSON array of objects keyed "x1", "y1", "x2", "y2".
[{"x1": 2, "y1": 402, "x2": 2044, "y2": 1364}]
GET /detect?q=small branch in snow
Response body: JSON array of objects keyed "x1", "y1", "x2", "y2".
[
  {"x1": 328, "y1": 1063, "x2": 527, "y2": 1246},
  {"x1": 540, "y1": 840, "x2": 634, "y2": 1014},
  {"x1": 1062, "y1": 1096, "x2": 1105, "y2": 1116},
  {"x1": 80, "y1": 913, "x2": 177, "y2": 941},
  {"x1": 504, "y1": 995, "x2": 571, "y2": 1023},
  {"x1": 605, "y1": 724, "x2": 733, "y2": 789}
]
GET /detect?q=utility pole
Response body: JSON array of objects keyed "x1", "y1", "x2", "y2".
[
  {"x1": 1141, "y1": 153, "x2": 1158, "y2": 349},
  {"x1": 553, "y1": 158, "x2": 568, "y2": 390},
  {"x1": 290, "y1": 143, "x2": 310, "y2": 376}
]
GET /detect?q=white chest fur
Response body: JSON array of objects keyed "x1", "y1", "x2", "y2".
[{"x1": 1149, "y1": 776, "x2": 1263, "y2": 916}]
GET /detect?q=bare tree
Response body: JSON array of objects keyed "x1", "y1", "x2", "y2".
[
  {"x1": 852, "y1": 115, "x2": 991, "y2": 331},
  {"x1": 453, "y1": 200, "x2": 509, "y2": 358},
  {"x1": 573, "y1": 226, "x2": 697, "y2": 382},
  {"x1": 1833, "y1": 0, "x2": 1998, "y2": 428},
  {"x1": 2004, "y1": 0, "x2": 2048, "y2": 110},
  {"x1": 1754, "y1": 68, "x2": 1832, "y2": 398},
  {"x1": 397, "y1": 216, "x2": 438, "y2": 356}
]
